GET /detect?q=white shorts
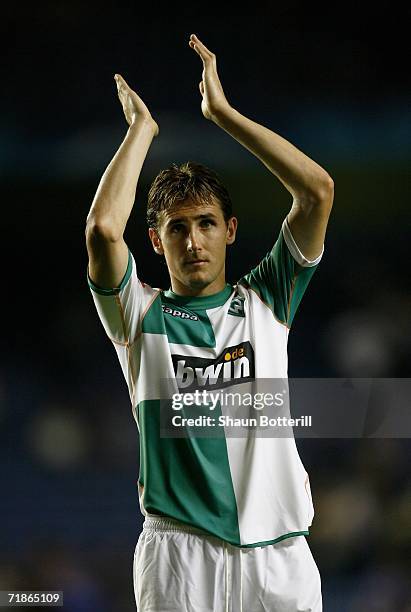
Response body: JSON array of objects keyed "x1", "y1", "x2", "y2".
[{"x1": 133, "y1": 516, "x2": 322, "y2": 612}]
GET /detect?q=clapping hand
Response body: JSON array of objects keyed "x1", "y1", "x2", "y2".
[
  {"x1": 114, "y1": 74, "x2": 159, "y2": 136},
  {"x1": 189, "y1": 34, "x2": 230, "y2": 121}
]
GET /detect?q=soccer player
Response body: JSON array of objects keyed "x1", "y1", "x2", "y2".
[{"x1": 86, "y1": 33, "x2": 333, "y2": 612}]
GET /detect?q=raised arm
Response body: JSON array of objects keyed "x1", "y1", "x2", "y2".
[
  {"x1": 188, "y1": 34, "x2": 334, "y2": 261},
  {"x1": 85, "y1": 74, "x2": 158, "y2": 289}
]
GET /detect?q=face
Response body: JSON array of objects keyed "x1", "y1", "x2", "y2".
[{"x1": 149, "y1": 198, "x2": 237, "y2": 296}]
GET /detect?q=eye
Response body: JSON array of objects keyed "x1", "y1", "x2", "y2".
[
  {"x1": 170, "y1": 223, "x2": 183, "y2": 233},
  {"x1": 200, "y1": 219, "x2": 214, "y2": 228}
]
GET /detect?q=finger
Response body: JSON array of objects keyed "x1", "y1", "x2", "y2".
[
  {"x1": 114, "y1": 73, "x2": 130, "y2": 91},
  {"x1": 189, "y1": 39, "x2": 201, "y2": 55},
  {"x1": 190, "y1": 42, "x2": 210, "y2": 65},
  {"x1": 190, "y1": 34, "x2": 211, "y2": 53},
  {"x1": 189, "y1": 34, "x2": 214, "y2": 61},
  {"x1": 199, "y1": 81, "x2": 204, "y2": 96}
]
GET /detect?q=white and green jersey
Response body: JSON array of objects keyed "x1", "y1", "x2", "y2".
[{"x1": 88, "y1": 217, "x2": 323, "y2": 548}]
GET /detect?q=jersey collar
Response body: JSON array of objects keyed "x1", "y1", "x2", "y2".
[{"x1": 163, "y1": 283, "x2": 234, "y2": 310}]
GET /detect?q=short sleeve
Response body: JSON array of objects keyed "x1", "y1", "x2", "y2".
[
  {"x1": 238, "y1": 217, "x2": 323, "y2": 327},
  {"x1": 87, "y1": 249, "x2": 158, "y2": 345}
]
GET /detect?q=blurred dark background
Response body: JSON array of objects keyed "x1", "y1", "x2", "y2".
[{"x1": 1, "y1": 1, "x2": 410, "y2": 611}]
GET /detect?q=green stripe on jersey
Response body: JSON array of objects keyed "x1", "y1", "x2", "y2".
[
  {"x1": 137, "y1": 399, "x2": 241, "y2": 545},
  {"x1": 239, "y1": 232, "x2": 319, "y2": 327},
  {"x1": 142, "y1": 294, "x2": 218, "y2": 347}
]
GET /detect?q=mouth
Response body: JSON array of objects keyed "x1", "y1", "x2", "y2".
[{"x1": 185, "y1": 259, "x2": 209, "y2": 266}]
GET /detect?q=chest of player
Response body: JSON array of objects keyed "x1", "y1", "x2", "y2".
[
  {"x1": 140, "y1": 293, "x2": 249, "y2": 349},
  {"x1": 137, "y1": 291, "x2": 288, "y2": 389}
]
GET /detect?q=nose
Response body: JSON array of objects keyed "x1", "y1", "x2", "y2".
[{"x1": 187, "y1": 228, "x2": 201, "y2": 253}]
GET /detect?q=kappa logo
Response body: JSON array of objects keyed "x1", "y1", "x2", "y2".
[
  {"x1": 172, "y1": 341, "x2": 255, "y2": 391},
  {"x1": 162, "y1": 305, "x2": 198, "y2": 321},
  {"x1": 228, "y1": 296, "x2": 245, "y2": 317}
]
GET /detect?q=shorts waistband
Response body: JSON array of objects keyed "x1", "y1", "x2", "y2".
[{"x1": 143, "y1": 516, "x2": 210, "y2": 537}]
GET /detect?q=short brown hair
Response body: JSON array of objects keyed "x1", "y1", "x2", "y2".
[{"x1": 147, "y1": 161, "x2": 233, "y2": 231}]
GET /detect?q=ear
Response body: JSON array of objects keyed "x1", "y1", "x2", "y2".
[
  {"x1": 226, "y1": 216, "x2": 238, "y2": 245},
  {"x1": 148, "y1": 228, "x2": 164, "y2": 255}
]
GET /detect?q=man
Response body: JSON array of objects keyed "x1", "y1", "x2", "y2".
[{"x1": 86, "y1": 33, "x2": 333, "y2": 612}]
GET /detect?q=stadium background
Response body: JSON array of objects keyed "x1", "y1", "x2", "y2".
[{"x1": 1, "y1": 2, "x2": 410, "y2": 610}]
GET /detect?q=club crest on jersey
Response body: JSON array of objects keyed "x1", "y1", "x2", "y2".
[
  {"x1": 228, "y1": 296, "x2": 245, "y2": 317},
  {"x1": 162, "y1": 304, "x2": 198, "y2": 321},
  {"x1": 172, "y1": 342, "x2": 255, "y2": 391}
]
